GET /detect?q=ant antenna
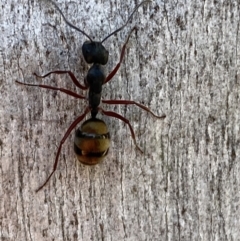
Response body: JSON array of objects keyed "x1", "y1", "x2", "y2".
[
  {"x1": 49, "y1": 0, "x2": 151, "y2": 44},
  {"x1": 101, "y1": 0, "x2": 151, "y2": 43},
  {"x1": 49, "y1": 0, "x2": 93, "y2": 42}
]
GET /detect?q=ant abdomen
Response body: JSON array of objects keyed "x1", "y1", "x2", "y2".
[{"x1": 74, "y1": 118, "x2": 110, "y2": 165}]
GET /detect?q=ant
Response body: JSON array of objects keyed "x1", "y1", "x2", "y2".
[{"x1": 16, "y1": 0, "x2": 166, "y2": 192}]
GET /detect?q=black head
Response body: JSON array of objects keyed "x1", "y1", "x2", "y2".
[{"x1": 82, "y1": 41, "x2": 109, "y2": 65}]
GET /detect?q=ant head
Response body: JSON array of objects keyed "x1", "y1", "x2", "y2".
[{"x1": 82, "y1": 41, "x2": 109, "y2": 65}]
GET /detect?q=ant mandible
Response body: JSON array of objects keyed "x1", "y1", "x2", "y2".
[{"x1": 16, "y1": 0, "x2": 166, "y2": 192}]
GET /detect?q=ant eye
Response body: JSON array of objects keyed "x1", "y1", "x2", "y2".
[{"x1": 82, "y1": 41, "x2": 93, "y2": 63}]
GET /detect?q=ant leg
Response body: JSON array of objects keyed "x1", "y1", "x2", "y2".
[
  {"x1": 35, "y1": 107, "x2": 90, "y2": 192},
  {"x1": 34, "y1": 70, "x2": 88, "y2": 90},
  {"x1": 102, "y1": 99, "x2": 166, "y2": 119},
  {"x1": 16, "y1": 81, "x2": 86, "y2": 100},
  {"x1": 104, "y1": 27, "x2": 136, "y2": 84},
  {"x1": 100, "y1": 108, "x2": 143, "y2": 154}
]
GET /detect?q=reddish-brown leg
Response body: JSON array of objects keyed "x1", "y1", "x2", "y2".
[
  {"x1": 34, "y1": 70, "x2": 88, "y2": 90},
  {"x1": 102, "y1": 99, "x2": 166, "y2": 119},
  {"x1": 100, "y1": 108, "x2": 143, "y2": 153},
  {"x1": 104, "y1": 27, "x2": 136, "y2": 84},
  {"x1": 35, "y1": 107, "x2": 90, "y2": 192},
  {"x1": 16, "y1": 81, "x2": 86, "y2": 100}
]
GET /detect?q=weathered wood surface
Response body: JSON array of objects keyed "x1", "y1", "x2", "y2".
[{"x1": 0, "y1": 0, "x2": 239, "y2": 240}]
